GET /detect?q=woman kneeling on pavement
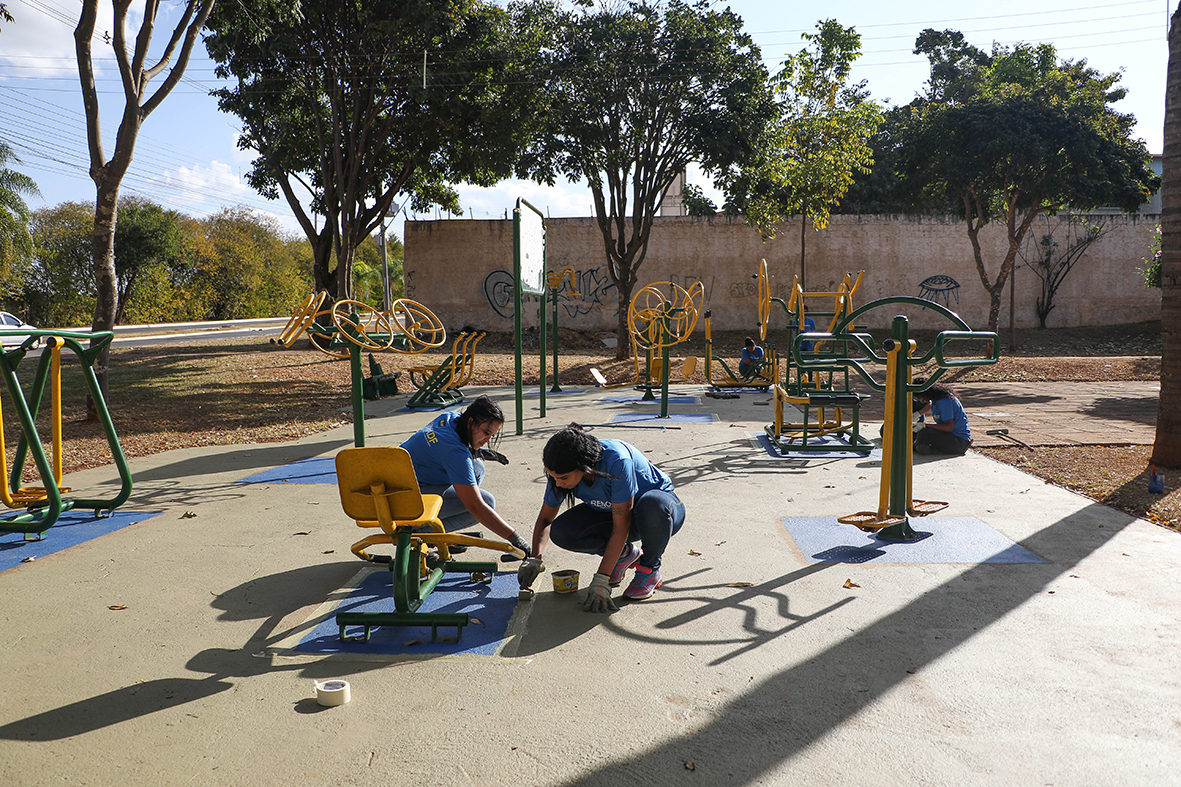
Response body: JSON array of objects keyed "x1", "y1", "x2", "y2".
[
  {"x1": 400, "y1": 395, "x2": 531, "y2": 555},
  {"x1": 518, "y1": 426, "x2": 685, "y2": 611},
  {"x1": 911, "y1": 377, "x2": 971, "y2": 456}
]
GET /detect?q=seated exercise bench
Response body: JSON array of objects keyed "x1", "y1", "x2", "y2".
[{"x1": 333, "y1": 446, "x2": 523, "y2": 642}]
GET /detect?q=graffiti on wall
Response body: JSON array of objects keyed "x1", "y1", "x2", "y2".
[
  {"x1": 917, "y1": 275, "x2": 961, "y2": 306},
  {"x1": 482, "y1": 267, "x2": 617, "y2": 319}
]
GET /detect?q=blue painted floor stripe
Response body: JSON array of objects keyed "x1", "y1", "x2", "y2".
[
  {"x1": 236, "y1": 456, "x2": 338, "y2": 485},
  {"x1": 782, "y1": 516, "x2": 1046, "y2": 564},
  {"x1": 0, "y1": 510, "x2": 163, "y2": 573}
]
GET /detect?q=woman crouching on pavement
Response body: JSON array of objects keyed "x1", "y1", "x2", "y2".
[
  {"x1": 911, "y1": 377, "x2": 971, "y2": 456},
  {"x1": 518, "y1": 426, "x2": 685, "y2": 612}
]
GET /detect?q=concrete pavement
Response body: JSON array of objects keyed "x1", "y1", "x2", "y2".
[{"x1": 0, "y1": 383, "x2": 1176, "y2": 786}]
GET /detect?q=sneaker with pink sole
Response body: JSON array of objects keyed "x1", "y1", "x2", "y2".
[
  {"x1": 609, "y1": 542, "x2": 641, "y2": 586},
  {"x1": 623, "y1": 565, "x2": 662, "y2": 600}
]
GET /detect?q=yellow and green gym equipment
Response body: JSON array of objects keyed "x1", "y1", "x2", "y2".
[
  {"x1": 305, "y1": 297, "x2": 449, "y2": 446},
  {"x1": 0, "y1": 330, "x2": 132, "y2": 538},
  {"x1": 761, "y1": 260, "x2": 873, "y2": 452},
  {"x1": 590, "y1": 282, "x2": 703, "y2": 400},
  {"x1": 271, "y1": 290, "x2": 329, "y2": 349},
  {"x1": 543, "y1": 267, "x2": 581, "y2": 393},
  {"x1": 627, "y1": 281, "x2": 704, "y2": 414},
  {"x1": 333, "y1": 446, "x2": 525, "y2": 642},
  {"x1": 772, "y1": 297, "x2": 998, "y2": 540}
]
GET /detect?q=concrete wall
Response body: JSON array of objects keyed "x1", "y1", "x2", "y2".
[{"x1": 403, "y1": 212, "x2": 1161, "y2": 334}]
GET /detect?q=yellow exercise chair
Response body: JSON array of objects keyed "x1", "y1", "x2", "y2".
[{"x1": 333, "y1": 446, "x2": 524, "y2": 642}]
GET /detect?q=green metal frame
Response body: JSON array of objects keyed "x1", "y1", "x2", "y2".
[
  {"x1": 335, "y1": 529, "x2": 500, "y2": 643},
  {"x1": 785, "y1": 296, "x2": 998, "y2": 540},
  {"x1": 0, "y1": 330, "x2": 132, "y2": 536}
]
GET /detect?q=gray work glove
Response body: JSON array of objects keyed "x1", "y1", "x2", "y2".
[
  {"x1": 583, "y1": 572, "x2": 618, "y2": 613},
  {"x1": 518, "y1": 557, "x2": 545, "y2": 590},
  {"x1": 508, "y1": 532, "x2": 532, "y2": 558},
  {"x1": 476, "y1": 448, "x2": 509, "y2": 465}
]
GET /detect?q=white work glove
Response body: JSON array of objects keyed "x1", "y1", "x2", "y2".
[
  {"x1": 583, "y1": 572, "x2": 618, "y2": 613},
  {"x1": 518, "y1": 557, "x2": 545, "y2": 590}
]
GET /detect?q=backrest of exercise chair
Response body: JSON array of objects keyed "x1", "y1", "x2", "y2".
[{"x1": 335, "y1": 446, "x2": 425, "y2": 528}]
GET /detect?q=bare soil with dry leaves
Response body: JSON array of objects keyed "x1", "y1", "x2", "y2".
[{"x1": 10, "y1": 320, "x2": 1177, "y2": 532}]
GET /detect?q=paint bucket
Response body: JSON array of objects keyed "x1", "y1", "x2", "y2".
[
  {"x1": 552, "y1": 569, "x2": 580, "y2": 594},
  {"x1": 1149, "y1": 464, "x2": 1165, "y2": 494}
]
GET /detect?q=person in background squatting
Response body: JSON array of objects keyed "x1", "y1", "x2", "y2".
[
  {"x1": 400, "y1": 395, "x2": 531, "y2": 555},
  {"x1": 911, "y1": 377, "x2": 972, "y2": 456},
  {"x1": 738, "y1": 336, "x2": 765, "y2": 378},
  {"x1": 518, "y1": 426, "x2": 685, "y2": 612}
]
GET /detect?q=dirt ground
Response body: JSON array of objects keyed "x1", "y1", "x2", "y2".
[{"x1": 6, "y1": 320, "x2": 1177, "y2": 532}]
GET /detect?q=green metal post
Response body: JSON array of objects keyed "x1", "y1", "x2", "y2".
[
  {"x1": 539, "y1": 297, "x2": 547, "y2": 419},
  {"x1": 512, "y1": 207, "x2": 522, "y2": 434},
  {"x1": 350, "y1": 343, "x2": 366, "y2": 447},
  {"x1": 659, "y1": 312, "x2": 671, "y2": 418},
  {"x1": 550, "y1": 287, "x2": 562, "y2": 393}
]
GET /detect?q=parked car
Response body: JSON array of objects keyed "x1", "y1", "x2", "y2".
[{"x1": 0, "y1": 312, "x2": 41, "y2": 348}]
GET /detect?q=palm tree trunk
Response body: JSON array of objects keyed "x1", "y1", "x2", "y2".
[{"x1": 1153, "y1": 3, "x2": 1181, "y2": 467}]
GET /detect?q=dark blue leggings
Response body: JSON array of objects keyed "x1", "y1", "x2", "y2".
[{"x1": 549, "y1": 489, "x2": 685, "y2": 570}]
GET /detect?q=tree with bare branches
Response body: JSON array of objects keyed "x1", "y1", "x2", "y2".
[{"x1": 73, "y1": 0, "x2": 216, "y2": 408}]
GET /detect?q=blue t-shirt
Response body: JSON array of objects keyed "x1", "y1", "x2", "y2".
[
  {"x1": 543, "y1": 439, "x2": 674, "y2": 510},
  {"x1": 930, "y1": 397, "x2": 971, "y2": 442},
  {"x1": 740, "y1": 346, "x2": 764, "y2": 365},
  {"x1": 400, "y1": 411, "x2": 477, "y2": 487}
]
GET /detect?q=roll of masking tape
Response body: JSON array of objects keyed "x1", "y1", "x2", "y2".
[{"x1": 315, "y1": 680, "x2": 351, "y2": 707}]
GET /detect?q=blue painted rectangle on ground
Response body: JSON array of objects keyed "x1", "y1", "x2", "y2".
[
  {"x1": 0, "y1": 510, "x2": 162, "y2": 573},
  {"x1": 601, "y1": 395, "x2": 697, "y2": 404},
  {"x1": 781, "y1": 516, "x2": 1046, "y2": 564},
  {"x1": 236, "y1": 456, "x2": 337, "y2": 485},
  {"x1": 757, "y1": 432, "x2": 881, "y2": 459},
  {"x1": 612, "y1": 412, "x2": 715, "y2": 423},
  {"x1": 294, "y1": 568, "x2": 520, "y2": 657}
]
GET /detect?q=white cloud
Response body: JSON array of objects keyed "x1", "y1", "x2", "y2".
[{"x1": 149, "y1": 159, "x2": 252, "y2": 209}]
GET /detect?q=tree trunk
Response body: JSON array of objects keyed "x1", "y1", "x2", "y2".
[
  {"x1": 86, "y1": 175, "x2": 121, "y2": 419},
  {"x1": 614, "y1": 279, "x2": 634, "y2": 361},
  {"x1": 799, "y1": 216, "x2": 807, "y2": 292},
  {"x1": 1153, "y1": 4, "x2": 1181, "y2": 468}
]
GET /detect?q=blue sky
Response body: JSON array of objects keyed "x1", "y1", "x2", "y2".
[{"x1": 0, "y1": 0, "x2": 1171, "y2": 239}]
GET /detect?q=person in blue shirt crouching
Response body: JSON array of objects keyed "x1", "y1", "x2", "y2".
[
  {"x1": 518, "y1": 426, "x2": 685, "y2": 612},
  {"x1": 911, "y1": 377, "x2": 971, "y2": 456},
  {"x1": 400, "y1": 396, "x2": 531, "y2": 555}
]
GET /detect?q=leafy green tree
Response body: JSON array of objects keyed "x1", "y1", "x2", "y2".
[
  {"x1": 27, "y1": 201, "x2": 95, "y2": 328},
  {"x1": 74, "y1": 0, "x2": 217, "y2": 409},
  {"x1": 1142, "y1": 224, "x2": 1162, "y2": 289},
  {"x1": 1155, "y1": 4, "x2": 1181, "y2": 469},
  {"x1": 0, "y1": 141, "x2": 39, "y2": 302},
  {"x1": 681, "y1": 184, "x2": 717, "y2": 217},
  {"x1": 727, "y1": 19, "x2": 880, "y2": 290},
  {"x1": 522, "y1": 0, "x2": 774, "y2": 358},
  {"x1": 113, "y1": 198, "x2": 187, "y2": 325},
  {"x1": 0, "y1": 4, "x2": 13, "y2": 32},
  {"x1": 899, "y1": 31, "x2": 1158, "y2": 332},
  {"x1": 192, "y1": 207, "x2": 311, "y2": 320},
  {"x1": 205, "y1": 0, "x2": 548, "y2": 304}
]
